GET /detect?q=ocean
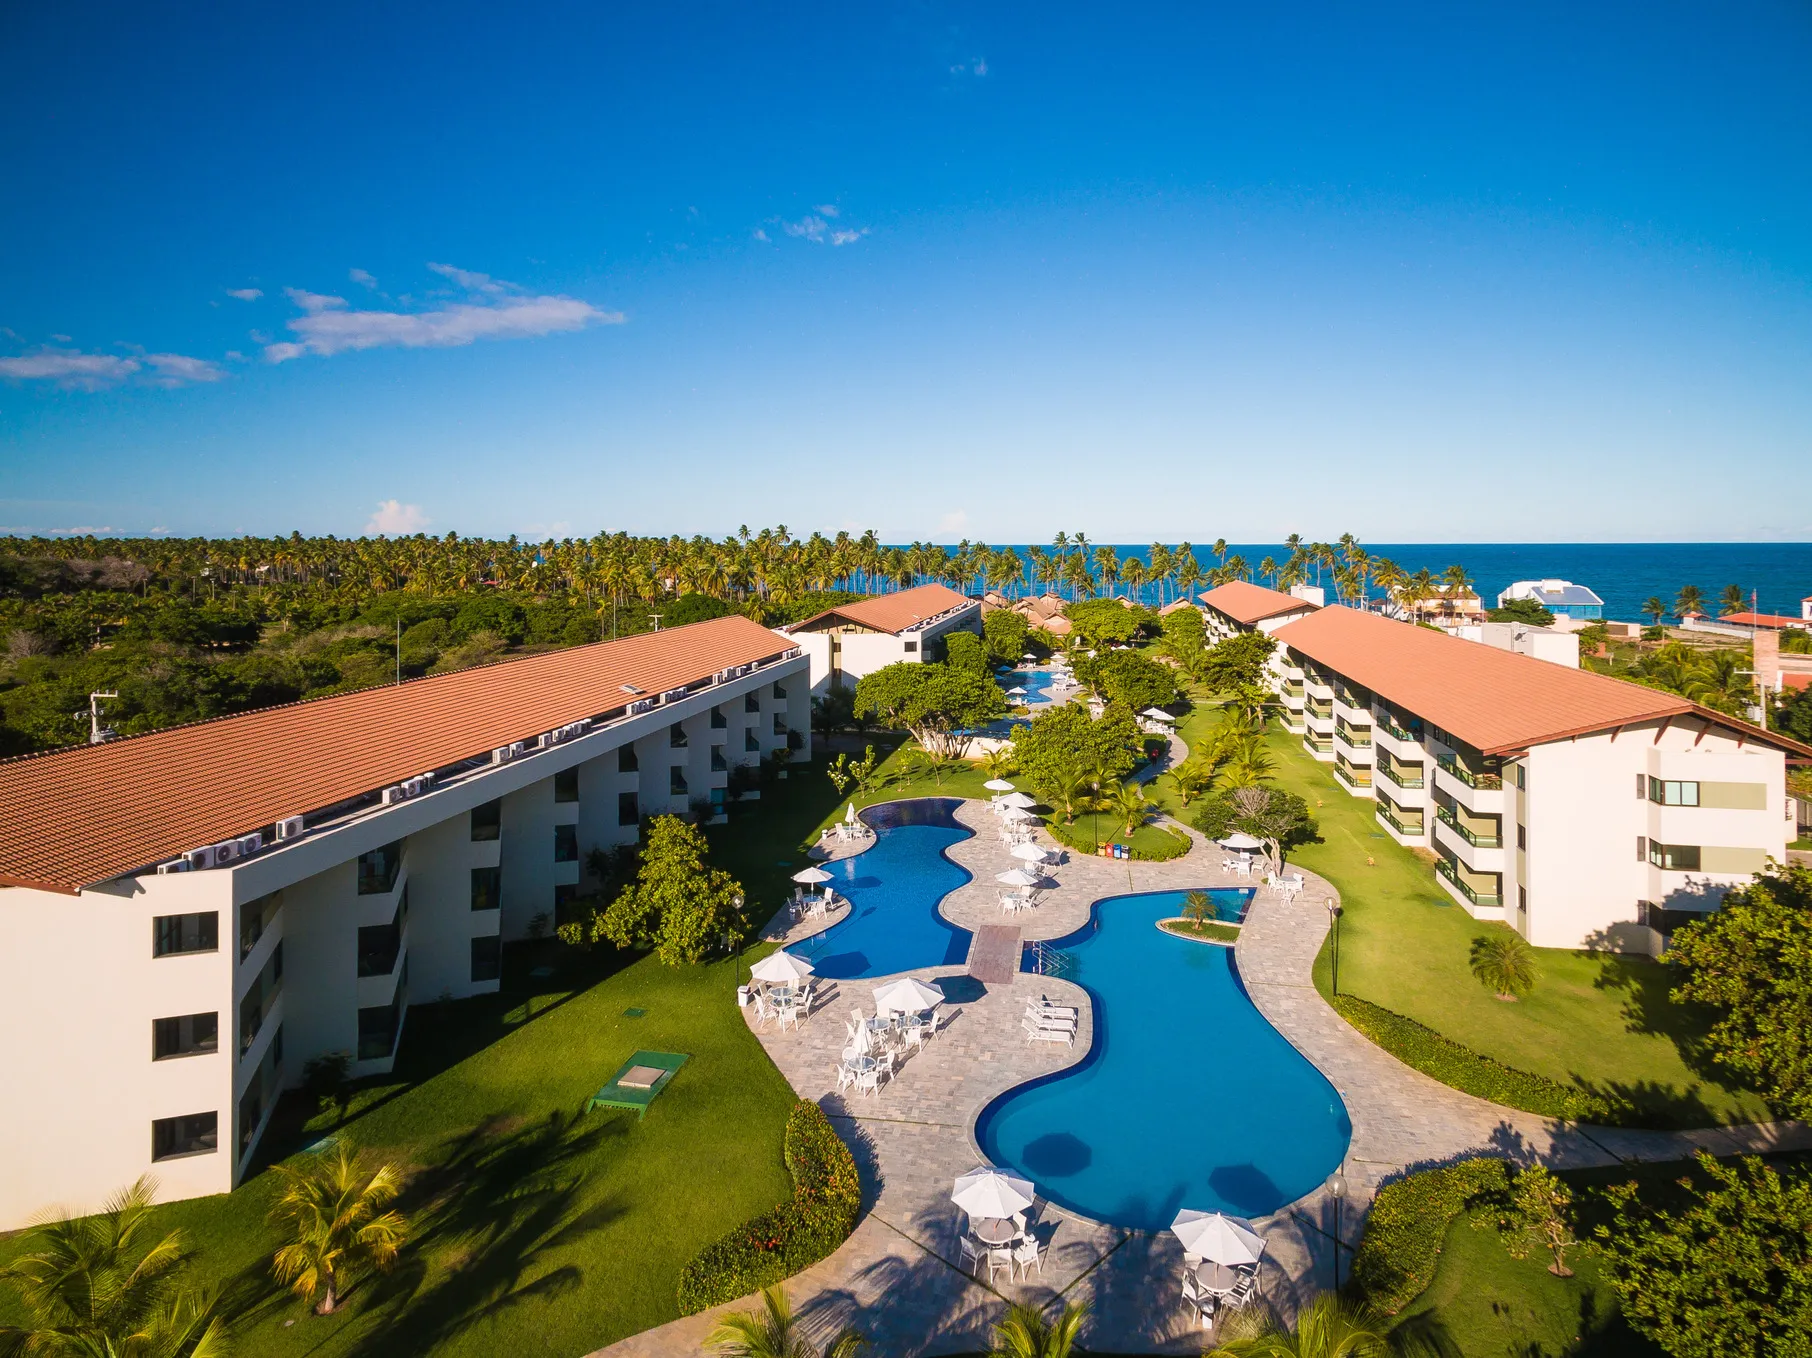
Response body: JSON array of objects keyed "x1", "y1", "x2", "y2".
[{"x1": 997, "y1": 542, "x2": 1812, "y2": 624}]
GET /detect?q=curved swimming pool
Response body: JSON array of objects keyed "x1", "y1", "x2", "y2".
[
  {"x1": 787, "y1": 798, "x2": 975, "y2": 980},
  {"x1": 977, "y1": 889, "x2": 1351, "y2": 1231}
]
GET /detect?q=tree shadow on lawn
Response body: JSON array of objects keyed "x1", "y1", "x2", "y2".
[
  {"x1": 1586, "y1": 951, "x2": 1739, "y2": 1096},
  {"x1": 341, "y1": 1108, "x2": 628, "y2": 1358}
]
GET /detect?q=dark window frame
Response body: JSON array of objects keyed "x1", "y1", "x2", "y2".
[
  {"x1": 554, "y1": 823, "x2": 578, "y2": 863},
  {"x1": 151, "y1": 1111, "x2": 218, "y2": 1162},
  {"x1": 357, "y1": 841, "x2": 403, "y2": 895},
  {"x1": 618, "y1": 791, "x2": 640, "y2": 826},
  {"x1": 470, "y1": 934, "x2": 501, "y2": 983},
  {"x1": 153, "y1": 912, "x2": 218, "y2": 958},
  {"x1": 153, "y1": 1012, "x2": 220, "y2": 1061},
  {"x1": 554, "y1": 767, "x2": 579, "y2": 803},
  {"x1": 470, "y1": 865, "x2": 502, "y2": 912},
  {"x1": 470, "y1": 799, "x2": 502, "y2": 841}
]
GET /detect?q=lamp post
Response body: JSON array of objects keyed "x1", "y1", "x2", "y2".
[
  {"x1": 1327, "y1": 900, "x2": 1344, "y2": 996},
  {"x1": 1325, "y1": 1167, "x2": 1349, "y2": 1290}
]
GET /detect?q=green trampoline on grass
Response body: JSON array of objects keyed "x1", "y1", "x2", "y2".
[{"x1": 587, "y1": 1050, "x2": 689, "y2": 1119}]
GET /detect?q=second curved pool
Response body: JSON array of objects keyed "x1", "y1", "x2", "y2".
[{"x1": 977, "y1": 889, "x2": 1351, "y2": 1231}]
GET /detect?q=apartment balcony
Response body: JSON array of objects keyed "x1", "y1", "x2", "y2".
[
  {"x1": 1375, "y1": 760, "x2": 1425, "y2": 792},
  {"x1": 1303, "y1": 733, "x2": 1334, "y2": 759},
  {"x1": 1374, "y1": 711, "x2": 1420, "y2": 745},
  {"x1": 1435, "y1": 803, "x2": 1502, "y2": 848},
  {"x1": 1375, "y1": 802, "x2": 1425, "y2": 840},
  {"x1": 1434, "y1": 813, "x2": 1506, "y2": 873},
  {"x1": 1335, "y1": 720, "x2": 1373, "y2": 750},
  {"x1": 1436, "y1": 854, "x2": 1504, "y2": 911},
  {"x1": 1333, "y1": 761, "x2": 1374, "y2": 795},
  {"x1": 1282, "y1": 715, "x2": 1307, "y2": 734},
  {"x1": 1304, "y1": 707, "x2": 1334, "y2": 732},
  {"x1": 1333, "y1": 690, "x2": 1372, "y2": 721},
  {"x1": 1282, "y1": 683, "x2": 1305, "y2": 701},
  {"x1": 1433, "y1": 755, "x2": 1506, "y2": 812}
]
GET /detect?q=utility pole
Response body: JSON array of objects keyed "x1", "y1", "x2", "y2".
[
  {"x1": 85, "y1": 691, "x2": 118, "y2": 744},
  {"x1": 395, "y1": 618, "x2": 401, "y2": 684}
]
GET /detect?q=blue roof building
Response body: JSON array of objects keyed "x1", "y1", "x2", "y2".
[{"x1": 1497, "y1": 579, "x2": 1605, "y2": 620}]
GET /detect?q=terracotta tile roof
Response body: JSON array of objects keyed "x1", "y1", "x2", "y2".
[
  {"x1": 782, "y1": 582, "x2": 975, "y2": 636},
  {"x1": 1717, "y1": 612, "x2": 1806, "y2": 630},
  {"x1": 1196, "y1": 581, "x2": 1318, "y2": 626},
  {"x1": 0, "y1": 615, "x2": 795, "y2": 895},
  {"x1": 1271, "y1": 605, "x2": 1812, "y2": 758}
]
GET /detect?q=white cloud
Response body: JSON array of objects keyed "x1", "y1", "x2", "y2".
[
  {"x1": 0, "y1": 346, "x2": 220, "y2": 390},
  {"x1": 226, "y1": 287, "x2": 263, "y2": 301},
  {"x1": 815, "y1": 204, "x2": 840, "y2": 218},
  {"x1": 950, "y1": 58, "x2": 988, "y2": 75},
  {"x1": 938, "y1": 509, "x2": 970, "y2": 536},
  {"x1": 266, "y1": 265, "x2": 620, "y2": 363},
  {"x1": 776, "y1": 210, "x2": 868, "y2": 246},
  {"x1": 782, "y1": 215, "x2": 829, "y2": 242},
  {"x1": 752, "y1": 227, "x2": 770, "y2": 242},
  {"x1": 349, "y1": 268, "x2": 377, "y2": 288},
  {"x1": 284, "y1": 287, "x2": 347, "y2": 313},
  {"x1": 426, "y1": 262, "x2": 505, "y2": 294},
  {"x1": 830, "y1": 229, "x2": 867, "y2": 246},
  {"x1": 364, "y1": 500, "x2": 430, "y2": 535}
]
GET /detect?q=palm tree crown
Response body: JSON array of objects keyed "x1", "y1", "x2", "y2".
[{"x1": 268, "y1": 1144, "x2": 409, "y2": 1315}]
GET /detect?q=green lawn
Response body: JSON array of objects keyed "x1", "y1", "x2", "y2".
[
  {"x1": 0, "y1": 761, "x2": 876, "y2": 1358},
  {"x1": 1236, "y1": 711, "x2": 1763, "y2": 1127}
]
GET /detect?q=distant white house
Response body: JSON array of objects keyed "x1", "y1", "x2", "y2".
[
  {"x1": 780, "y1": 582, "x2": 982, "y2": 696},
  {"x1": 1498, "y1": 579, "x2": 1604, "y2": 621}
]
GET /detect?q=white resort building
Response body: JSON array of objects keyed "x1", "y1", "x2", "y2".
[
  {"x1": 1194, "y1": 580, "x2": 1320, "y2": 641},
  {"x1": 0, "y1": 615, "x2": 811, "y2": 1229},
  {"x1": 782, "y1": 581, "x2": 982, "y2": 696},
  {"x1": 1265, "y1": 606, "x2": 1806, "y2": 954}
]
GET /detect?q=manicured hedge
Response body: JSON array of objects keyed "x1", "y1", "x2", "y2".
[
  {"x1": 1044, "y1": 818, "x2": 1193, "y2": 862},
  {"x1": 1329, "y1": 993, "x2": 1612, "y2": 1123},
  {"x1": 1349, "y1": 1157, "x2": 1510, "y2": 1314},
  {"x1": 676, "y1": 1100, "x2": 861, "y2": 1313}
]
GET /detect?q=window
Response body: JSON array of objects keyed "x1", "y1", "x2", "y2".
[
  {"x1": 153, "y1": 912, "x2": 218, "y2": 958},
  {"x1": 357, "y1": 1001, "x2": 402, "y2": 1060},
  {"x1": 711, "y1": 747, "x2": 728, "y2": 772},
  {"x1": 1636, "y1": 773, "x2": 1647, "y2": 799},
  {"x1": 470, "y1": 934, "x2": 501, "y2": 983},
  {"x1": 772, "y1": 713, "x2": 788, "y2": 735},
  {"x1": 554, "y1": 823, "x2": 578, "y2": 863},
  {"x1": 471, "y1": 799, "x2": 501, "y2": 841},
  {"x1": 773, "y1": 682, "x2": 787, "y2": 699},
  {"x1": 711, "y1": 706, "x2": 727, "y2": 729},
  {"x1": 903, "y1": 641, "x2": 918, "y2": 652},
  {"x1": 152, "y1": 1112, "x2": 217, "y2": 1162},
  {"x1": 670, "y1": 767, "x2": 688, "y2": 795},
  {"x1": 238, "y1": 1085, "x2": 262, "y2": 1151},
  {"x1": 618, "y1": 791, "x2": 640, "y2": 826},
  {"x1": 1515, "y1": 763, "x2": 1526, "y2": 790},
  {"x1": 357, "y1": 841, "x2": 403, "y2": 895},
  {"x1": 1648, "y1": 841, "x2": 1702, "y2": 871},
  {"x1": 554, "y1": 883, "x2": 577, "y2": 914},
  {"x1": 1648, "y1": 777, "x2": 1700, "y2": 807},
  {"x1": 710, "y1": 786, "x2": 726, "y2": 809},
  {"x1": 357, "y1": 921, "x2": 401, "y2": 976},
  {"x1": 239, "y1": 894, "x2": 279, "y2": 960},
  {"x1": 745, "y1": 692, "x2": 761, "y2": 714},
  {"x1": 152, "y1": 1012, "x2": 219, "y2": 1061},
  {"x1": 745, "y1": 731, "x2": 761, "y2": 753},
  {"x1": 1516, "y1": 824, "x2": 1527, "y2": 851},
  {"x1": 554, "y1": 767, "x2": 579, "y2": 803},
  {"x1": 1637, "y1": 835, "x2": 1647, "y2": 862},
  {"x1": 618, "y1": 744, "x2": 639, "y2": 773},
  {"x1": 669, "y1": 724, "x2": 688, "y2": 749},
  {"x1": 470, "y1": 866, "x2": 501, "y2": 911}
]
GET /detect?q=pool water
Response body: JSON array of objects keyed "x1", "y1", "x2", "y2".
[
  {"x1": 977, "y1": 889, "x2": 1351, "y2": 1230},
  {"x1": 1015, "y1": 669, "x2": 1056, "y2": 704},
  {"x1": 787, "y1": 798, "x2": 975, "y2": 980}
]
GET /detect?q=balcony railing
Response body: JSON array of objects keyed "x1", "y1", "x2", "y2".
[
  {"x1": 1333, "y1": 762, "x2": 1372, "y2": 789},
  {"x1": 1436, "y1": 855, "x2": 1502, "y2": 907},
  {"x1": 1305, "y1": 701, "x2": 1333, "y2": 720},
  {"x1": 1282, "y1": 684, "x2": 1304, "y2": 698},
  {"x1": 1304, "y1": 734, "x2": 1333, "y2": 753},
  {"x1": 1335, "y1": 722, "x2": 1372, "y2": 749},
  {"x1": 1377, "y1": 713, "x2": 1420, "y2": 744},
  {"x1": 1376, "y1": 761, "x2": 1424, "y2": 790},
  {"x1": 1376, "y1": 804, "x2": 1423, "y2": 837},
  {"x1": 1436, "y1": 804, "x2": 1502, "y2": 848},
  {"x1": 1436, "y1": 753, "x2": 1502, "y2": 790}
]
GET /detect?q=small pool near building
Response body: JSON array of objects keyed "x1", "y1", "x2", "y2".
[{"x1": 978, "y1": 888, "x2": 1351, "y2": 1231}]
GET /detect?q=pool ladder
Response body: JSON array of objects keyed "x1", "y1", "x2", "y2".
[{"x1": 1024, "y1": 939, "x2": 1076, "y2": 979}]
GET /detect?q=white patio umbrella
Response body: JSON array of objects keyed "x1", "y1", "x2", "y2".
[
  {"x1": 845, "y1": 802, "x2": 859, "y2": 823},
  {"x1": 1169, "y1": 1210, "x2": 1265, "y2": 1266},
  {"x1": 1141, "y1": 708, "x2": 1176, "y2": 724},
  {"x1": 952, "y1": 1168, "x2": 1035, "y2": 1220},
  {"x1": 872, "y1": 977, "x2": 944, "y2": 1015},
  {"x1": 791, "y1": 866, "x2": 834, "y2": 884},
  {"x1": 1007, "y1": 686, "x2": 1028, "y2": 696},
  {"x1": 749, "y1": 951, "x2": 815, "y2": 984},
  {"x1": 984, "y1": 778, "x2": 1017, "y2": 792},
  {"x1": 1002, "y1": 805, "x2": 1038, "y2": 825},
  {"x1": 996, "y1": 867, "x2": 1041, "y2": 888},
  {"x1": 1010, "y1": 843, "x2": 1051, "y2": 863},
  {"x1": 1022, "y1": 652, "x2": 1038, "y2": 660},
  {"x1": 1217, "y1": 832, "x2": 1265, "y2": 852},
  {"x1": 1000, "y1": 791, "x2": 1038, "y2": 809}
]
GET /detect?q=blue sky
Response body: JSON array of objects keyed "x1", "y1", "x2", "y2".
[{"x1": 2, "y1": 1, "x2": 1810, "y2": 542}]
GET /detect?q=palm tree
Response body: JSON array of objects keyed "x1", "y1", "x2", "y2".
[
  {"x1": 707, "y1": 1285, "x2": 864, "y2": 1358},
  {"x1": 980, "y1": 747, "x2": 1018, "y2": 781},
  {"x1": 1046, "y1": 766, "x2": 1093, "y2": 825},
  {"x1": 1205, "y1": 1292, "x2": 1394, "y2": 1357},
  {"x1": 1642, "y1": 596, "x2": 1668, "y2": 626},
  {"x1": 268, "y1": 1144, "x2": 409, "y2": 1315},
  {"x1": 1674, "y1": 585, "x2": 1706, "y2": 619},
  {"x1": 1720, "y1": 584, "x2": 1746, "y2": 617},
  {"x1": 1469, "y1": 931, "x2": 1538, "y2": 1001},
  {"x1": 989, "y1": 1300, "x2": 1088, "y2": 1358},
  {"x1": 0, "y1": 1176, "x2": 230, "y2": 1358},
  {"x1": 1164, "y1": 762, "x2": 1214, "y2": 807},
  {"x1": 1107, "y1": 780, "x2": 1151, "y2": 836}
]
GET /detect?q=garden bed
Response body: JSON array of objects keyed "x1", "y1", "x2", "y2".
[{"x1": 1159, "y1": 918, "x2": 1240, "y2": 946}]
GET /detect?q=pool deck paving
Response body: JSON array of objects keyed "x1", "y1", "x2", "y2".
[{"x1": 595, "y1": 794, "x2": 1812, "y2": 1357}]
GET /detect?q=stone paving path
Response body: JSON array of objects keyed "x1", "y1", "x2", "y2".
[{"x1": 595, "y1": 796, "x2": 1812, "y2": 1358}]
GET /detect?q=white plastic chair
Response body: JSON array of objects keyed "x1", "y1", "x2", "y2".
[
  {"x1": 855, "y1": 1068, "x2": 882, "y2": 1097},
  {"x1": 986, "y1": 1247, "x2": 1014, "y2": 1283},
  {"x1": 958, "y1": 1236, "x2": 983, "y2": 1275},
  {"x1": 834, "y1": 1062, "x2": 855, "y2": 1092}
]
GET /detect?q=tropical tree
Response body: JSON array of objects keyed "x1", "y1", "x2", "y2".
[
  {"x1": 1205, "y1": 1292, "x2": 1392, "y2": 1357},
  {"x1": 1642, "y1": 596, "x2": 1669, "y2": 626},
  {"x1": 1674, "y1": 585, "x2": 1706, "y2": 619},
  {"x1": 706, "y1": 1285, "x2": 865, "y2": 1358},
  {"x1": 1045, "y1": 766, "x2": 1094, "y2": 825},
  {"x1": 1469, "y1": 931, "x2": 1537, "y2": 1000},
  {"x1": 268, "y1": 1145, "x2": 408, "y2": 1315},
  {"x1": 0, "y1": 1177, "x2": 230, "y2": 1358},
  {"x1": 901, "y1": 746, "x2": 964, "y2": 789},
  {"x1": 1164, "y1": 761, "x2": 1214, "y2": 807},
  {"x1": 1182, "y1": 890, "x2": 1216, "y2": 928},
  {"x1": 1720, "y1": 584, "x2": 1747, "y2": 617},
  {"x1": 581, "y1": 815, "x2": 748, "y2": 964},
  {"x1": 1478, "y1": 1165, "x2": 1577, "y2": 1276},
  {"x1": 1106, "y1": 780, "x2": 1151, "y2": 836},
  {"x1": 853, "y1": 662, "x2": 1006, "y2": 758},
  {"x1": 979, "y1": 745, "x2": 1018, "y2": 781},
  {"x1": 989, "y1": 1300, "x2": 1088, "y2": 1358}
]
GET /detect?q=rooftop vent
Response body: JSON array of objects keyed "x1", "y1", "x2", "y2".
[{"x1": 620, "y1": 684, "x2": 644, "y2": 695}]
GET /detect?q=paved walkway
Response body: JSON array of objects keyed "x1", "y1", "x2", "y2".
[{"x1": 596, "y1": 797, "x2": 1812, "y2": 1358}]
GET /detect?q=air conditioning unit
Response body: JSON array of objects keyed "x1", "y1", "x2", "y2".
[
  {"x1": 418, "y1": 771, "x2": 436, "y2": 789},
  {"x1": 212, "y1": 840, "x2": 240, "y2": 864},
  {"x1": 402, "y1": 776, "x2": 424, "y2": 797},
  {"x1": 275, "y1": 815, "x2": 305, "y2": 840},
  {"x1": 183, "y1": 845, "x2": 217, "y2": 870},
  {"x1": 492, "y1": 745, "x2": 514, "y2": 765},
  {"x1": 156, "y1": 859, "x2": 188, "y2": 874},
  {"x1": 381, "y1": 785, "x2": 407, "y2": 806},
  {"x1": 235, "y1": 832, "x2": 263, "y2": 856}
]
